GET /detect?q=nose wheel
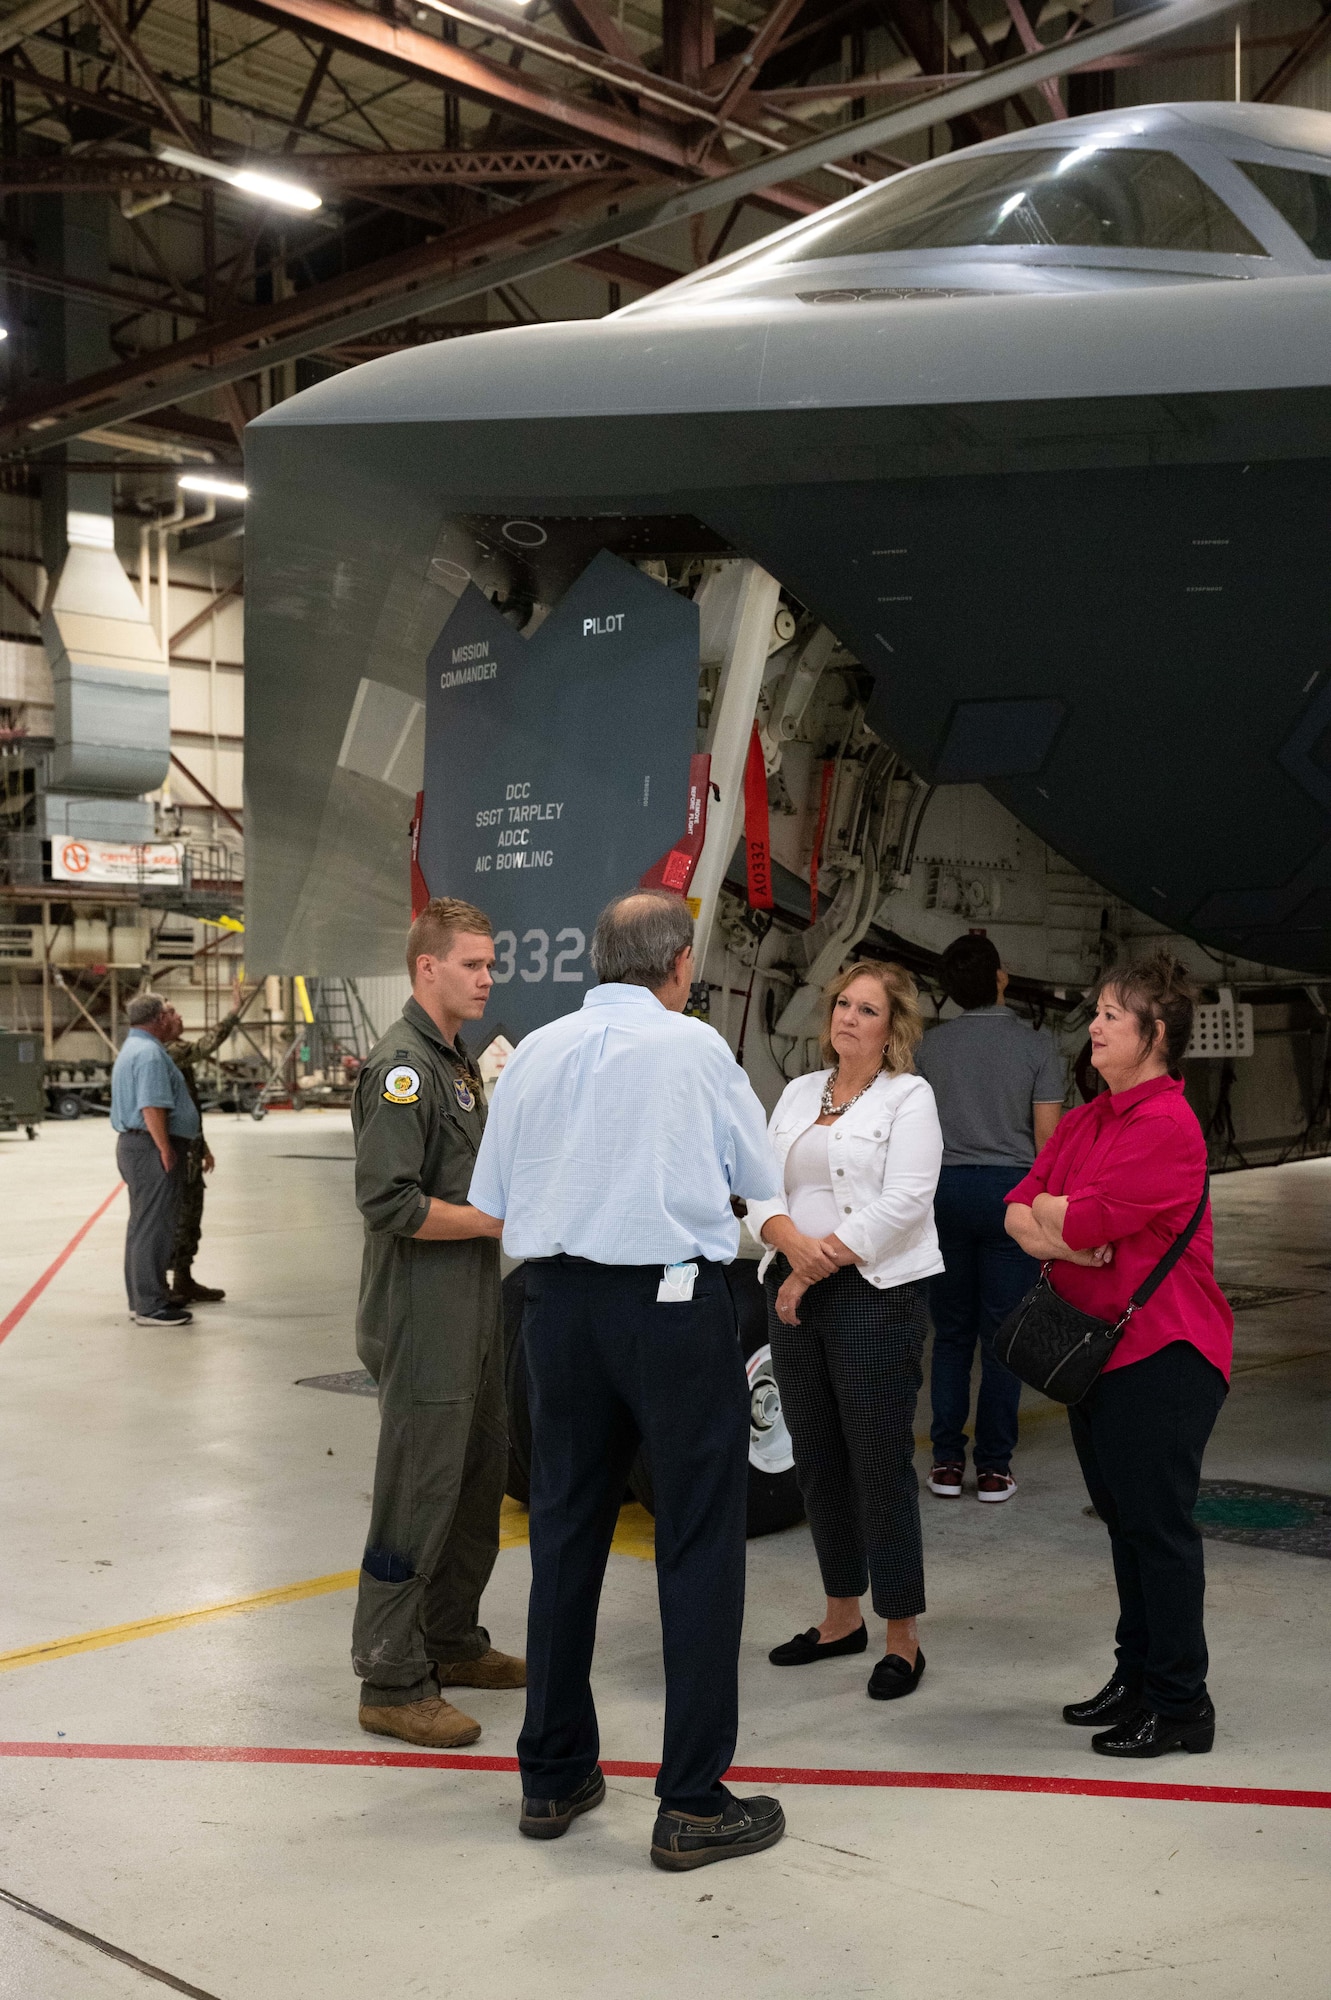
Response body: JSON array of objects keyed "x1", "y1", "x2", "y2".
[{"x1": 747, "y1": 1344, "x2": 794, "y2": 1478}]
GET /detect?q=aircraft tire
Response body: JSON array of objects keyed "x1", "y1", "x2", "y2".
[{"x1": 502, "y1": 1261, "x2": 805, "y2": 1540}]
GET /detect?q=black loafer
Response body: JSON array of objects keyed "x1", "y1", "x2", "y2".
[
  {"x1": 867, "y1": 1649, "x2": 925, "y2": 1701},
  {"x1": 650, "y1": 1792, "x2": 785, "y2": 1871},
  {"x1": 1092, "y1": 1701, "x2": 1215, "y2": 1758},
  {"x1": 518, "y1": 1764, "x2": 606, "y2": 1838},
  {"x1": 1063, "y1": 1673, "x2": 1142, "y2": 1727},
  {"x1": 769, "y1": 1624, "x2": 868, "y2": 1666}
]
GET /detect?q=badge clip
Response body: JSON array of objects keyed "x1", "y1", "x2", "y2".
[{"x1": 656, "y1": 1261, "x2": 697, "y2": 1304}]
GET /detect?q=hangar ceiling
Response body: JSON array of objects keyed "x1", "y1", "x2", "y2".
[{"x1": 1, "y1": 0, "x2": 1328, "y2": 461}]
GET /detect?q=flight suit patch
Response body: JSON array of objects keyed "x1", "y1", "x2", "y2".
[
  {"x1": 453, "y1": 1078, "x2": 476, "y2": 1113},
  {"x1": 383, "y1": 1064, "x2": 422, "y2": 1104}
]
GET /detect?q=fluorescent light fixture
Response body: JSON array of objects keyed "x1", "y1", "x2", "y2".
[
  {"x1": 157, "y1": 146, "x2": 322, "y2": 213},
  {"x1": 179, "y1": 474, "x2": 248, "y2": 501}
]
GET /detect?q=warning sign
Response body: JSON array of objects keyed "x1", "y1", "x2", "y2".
[{"x1": 51, "y1": 839, "x2": 184, "y2": 885}]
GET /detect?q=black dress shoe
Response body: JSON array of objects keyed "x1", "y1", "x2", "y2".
[
  {"x1": 867, "y1": 1648, "x2": 925, "y2": 1701},
  {"x1": 1091, "y1": 1700, "x2": 1215, "y2": 1758},
  {"x1": 768, "y1": 1624, "x2": 868, "y2": 1666},
  {"x1": 518, "y1": 1764, "x2": 606, "y2": 1838},
  {"x1": 1063, "y1": 1673, "x2": 1142, "y2": 1727},
  {"x1": 651, "y1": 1792, "x2": 785, "y2": 1871}
]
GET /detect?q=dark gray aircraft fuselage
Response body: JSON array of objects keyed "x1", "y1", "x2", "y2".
[{"x1": 247, "y1": 102, "x2": 1331, "y2": 976}]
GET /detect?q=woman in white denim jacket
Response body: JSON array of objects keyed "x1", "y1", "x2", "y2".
[{"x1": 745, "y1": 960, "x2": 943, "y2": 1702}]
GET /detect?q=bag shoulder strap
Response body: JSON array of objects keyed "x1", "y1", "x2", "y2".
[{"x1": 1126, "y1": 1173, "x2": 1210, "y2": 1313}]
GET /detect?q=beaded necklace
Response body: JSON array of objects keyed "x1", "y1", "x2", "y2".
[{"x1": 819, "y1": 1062, "x2": 883, "y2": 1119}]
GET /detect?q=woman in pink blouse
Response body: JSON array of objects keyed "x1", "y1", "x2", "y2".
[{"x1": 1005, "y1": 955, "x2": 1232, "y2": 1760}]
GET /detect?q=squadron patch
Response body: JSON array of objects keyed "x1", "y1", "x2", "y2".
[
  {"x1": 383, "y1": 1064, "x2": 422, "y2": 1105},
  {"x1": 453, "y1": 1078, "x2": 477, "y2": 1113}
]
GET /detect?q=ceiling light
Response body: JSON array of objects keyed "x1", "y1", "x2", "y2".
[
  {"x1": 179, "y1": 474, "x2": 248, "y2": 500},
  {"x1": 0, "y1": 325, "x2": 8, "y2": 340},
  {"x1": 157, "y1": 146, "x2": 322, "y2": 213}
]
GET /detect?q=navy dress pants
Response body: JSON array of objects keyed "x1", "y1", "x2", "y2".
[
  {"x1": 929, "y1": 1164, "x2": 1035, "y2": 1473},
  {"x1": 1069, "y1": 1340, "x2": 1228, "y2": 1715},
  {"x1": 517, "y1": 1256, "x2": 749, "y2": 1817}
]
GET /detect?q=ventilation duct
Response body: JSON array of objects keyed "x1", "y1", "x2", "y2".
[{"x1": 42, "y1": 508, "x2": 170, "y2": 797}]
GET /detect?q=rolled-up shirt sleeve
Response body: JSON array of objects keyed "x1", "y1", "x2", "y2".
[
  {"x1": 834, "y1": 1084, "x2": 942, "y2": 1267},
  {"x1": 1060, "y1": 1117, "x2": 1202, "y2": 1249},
  {"x1": 720, "y1": 1063, "x2": 782, "y2": 1202}
]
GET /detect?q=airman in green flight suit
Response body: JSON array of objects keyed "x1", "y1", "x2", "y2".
[{"x1": 351, "y1": 897, "x2": 524, "y2": 1749}]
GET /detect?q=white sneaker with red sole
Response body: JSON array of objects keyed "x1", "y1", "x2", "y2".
[{"x1": 976, "y1": 1471, "x2": 1017, "y2": 1503}]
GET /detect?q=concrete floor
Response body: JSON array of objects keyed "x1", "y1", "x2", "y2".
[{"x1": 0, "y1": 1112, "x2": 1327, "y2": 1999}]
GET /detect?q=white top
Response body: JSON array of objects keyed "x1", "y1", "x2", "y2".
[
  {"x1": 745, "y1": 1068, "x2": 945, "y2": 1292},
  {"x1": 784, "y1": 1123, "x2": 840, "y2": 1240},
  {"x1": 468, "y1": 983, "x2": 780, "y2": 1264}
]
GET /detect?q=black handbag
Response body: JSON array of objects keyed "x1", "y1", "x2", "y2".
[{"x1": 993, "y1": 1176, "x2": 1210, "y2": 1405}]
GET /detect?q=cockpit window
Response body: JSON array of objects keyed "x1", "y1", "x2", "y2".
[
  {"x1": 1236, "y1": 160, "x2": 1331, "y2": 259},
  {"x1": 778, "y1": 147, "x2": 1267, "y2": 261}
]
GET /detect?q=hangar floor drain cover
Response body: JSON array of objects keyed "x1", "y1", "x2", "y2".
[
  {"x1": 296, "y1": 1369, "x2": 377, "y2": 1395},
  {"x1": 1194, "y1": 1480, "x2": 1331, "y2": 1558}
]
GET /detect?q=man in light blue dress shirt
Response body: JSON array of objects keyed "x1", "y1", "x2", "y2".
[
  {"x1": 469, "y1": 889, "x2": 787, "y2": 1871},
  {"x1": 110, "y1": 993, "x2": 201, "y2": 1327}
]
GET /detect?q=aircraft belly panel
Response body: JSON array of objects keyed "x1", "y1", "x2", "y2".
[{"x1": 696, "y1": 457, "x2": 1331, "y2": 974}]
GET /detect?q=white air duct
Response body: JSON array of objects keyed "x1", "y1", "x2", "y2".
[{"x1": 42, "y1": 508, "x2": 170, "y2": 796}]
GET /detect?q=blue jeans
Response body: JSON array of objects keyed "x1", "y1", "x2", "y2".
[{"x1": 928, "y1": 1165, "x2": 1036, "y2": 1474}]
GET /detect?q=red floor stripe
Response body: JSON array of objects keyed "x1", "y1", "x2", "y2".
[
  {"x1": 0, "y1": 1183, "x2": 124, "y2": 1345},
  {"x1": 0, "y1": 1742, "x2": 1327, "y2": 1811}
]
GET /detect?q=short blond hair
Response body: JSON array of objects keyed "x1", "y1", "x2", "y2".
[
  {"x1": 819, "y1": 959, "x2": 923, "y2": 1076},
  {"x1": 406, "y1": 897, "x2": 493, "y2": 982}
]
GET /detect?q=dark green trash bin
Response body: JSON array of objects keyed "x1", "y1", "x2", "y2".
[{"x1": 0, "y1": 1028, "x2": 44, "y2": 1134}]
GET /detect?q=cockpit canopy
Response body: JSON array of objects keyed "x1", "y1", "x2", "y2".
[{"x1": 624, "y1": 103, "x2": 1331, "y2": 313}]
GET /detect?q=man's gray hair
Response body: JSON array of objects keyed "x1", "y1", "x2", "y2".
[
  {"x1": 126, "y1": 991, "x2": 168, "y2": 1027},
  {"x1": 591, "y1": 891, "x2": 694, "y2": 990}
]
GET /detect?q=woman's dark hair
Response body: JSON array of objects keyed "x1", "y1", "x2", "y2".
[
  {"x1": 940, "y1": 933, "x2": 1001, "y2": 1011},
  {"x1": 1094, "y1": 953, "x2": 1198, "y2": 1076}
]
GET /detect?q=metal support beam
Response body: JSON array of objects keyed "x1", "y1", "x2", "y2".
[
  {"x1": 83, "y1": 0, "x2": 198, "y2": 147},
  {"x1": 0, "y1": 0, "x2": 82, "y2": 59},
  {"x1": 0, "y1": 148, "x2": 626, "y2": 191},
  {"x1": 1257, "y1": 2, "x2": 1331, "y2": 102},
  {"x1": 0, "y1": 0, "x2": 1252, "y2": 457},
  {"x1": 221, "y1": 0, "x2": 725, "y2": 174}
]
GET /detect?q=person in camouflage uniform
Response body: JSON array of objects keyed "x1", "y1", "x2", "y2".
[{"x1": 166, "y1": 1001, "x2": 244, "y2": 1306}]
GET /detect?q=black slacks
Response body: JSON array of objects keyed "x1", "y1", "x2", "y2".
[
  {"x1": 765, "y1": 1260, "x2": 928, "y2": 1621},
  {"x1": 517, "y1": 1256, "x2": 749, "y2": 1817},
  {"x1": 1069, "y1": 1339, "x2": 1228, "y2": 1715}
]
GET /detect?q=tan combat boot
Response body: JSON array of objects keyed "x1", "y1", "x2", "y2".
[
  {"x1": 359, "y1": 1696, "x2": 482, "y2": 1747},
  {"x1": 436, "y1": 1647, "x2": 527, "y2": 1690}
]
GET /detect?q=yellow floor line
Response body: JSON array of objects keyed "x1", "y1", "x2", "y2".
[
  {"x1": 0, "y1": 1569, "x2": 361, "y2": 1674},
  {"x1": 0, "y1": 1504, "x2": 653, "y2": 1676}
]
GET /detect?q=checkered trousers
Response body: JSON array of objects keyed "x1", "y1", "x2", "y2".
[{"x1": 765, "y1": 1260, "x2": 928, "y2": 1620}]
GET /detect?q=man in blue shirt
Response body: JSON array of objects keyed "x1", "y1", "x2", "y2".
[
  {"x1": 110, "y1": 993, "x2": 201, "y2": 1328},
  {"x1": 470, "y1": 889, "x2": 785, "y2": 1872},
  {"x1": 915, "y1": 934, "x2": 1065, "y2": 1502}
]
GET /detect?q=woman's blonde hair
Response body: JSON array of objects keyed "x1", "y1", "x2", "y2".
[{"x1": 819, "y1": 959, "x2": 923, "y2": 1075}]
